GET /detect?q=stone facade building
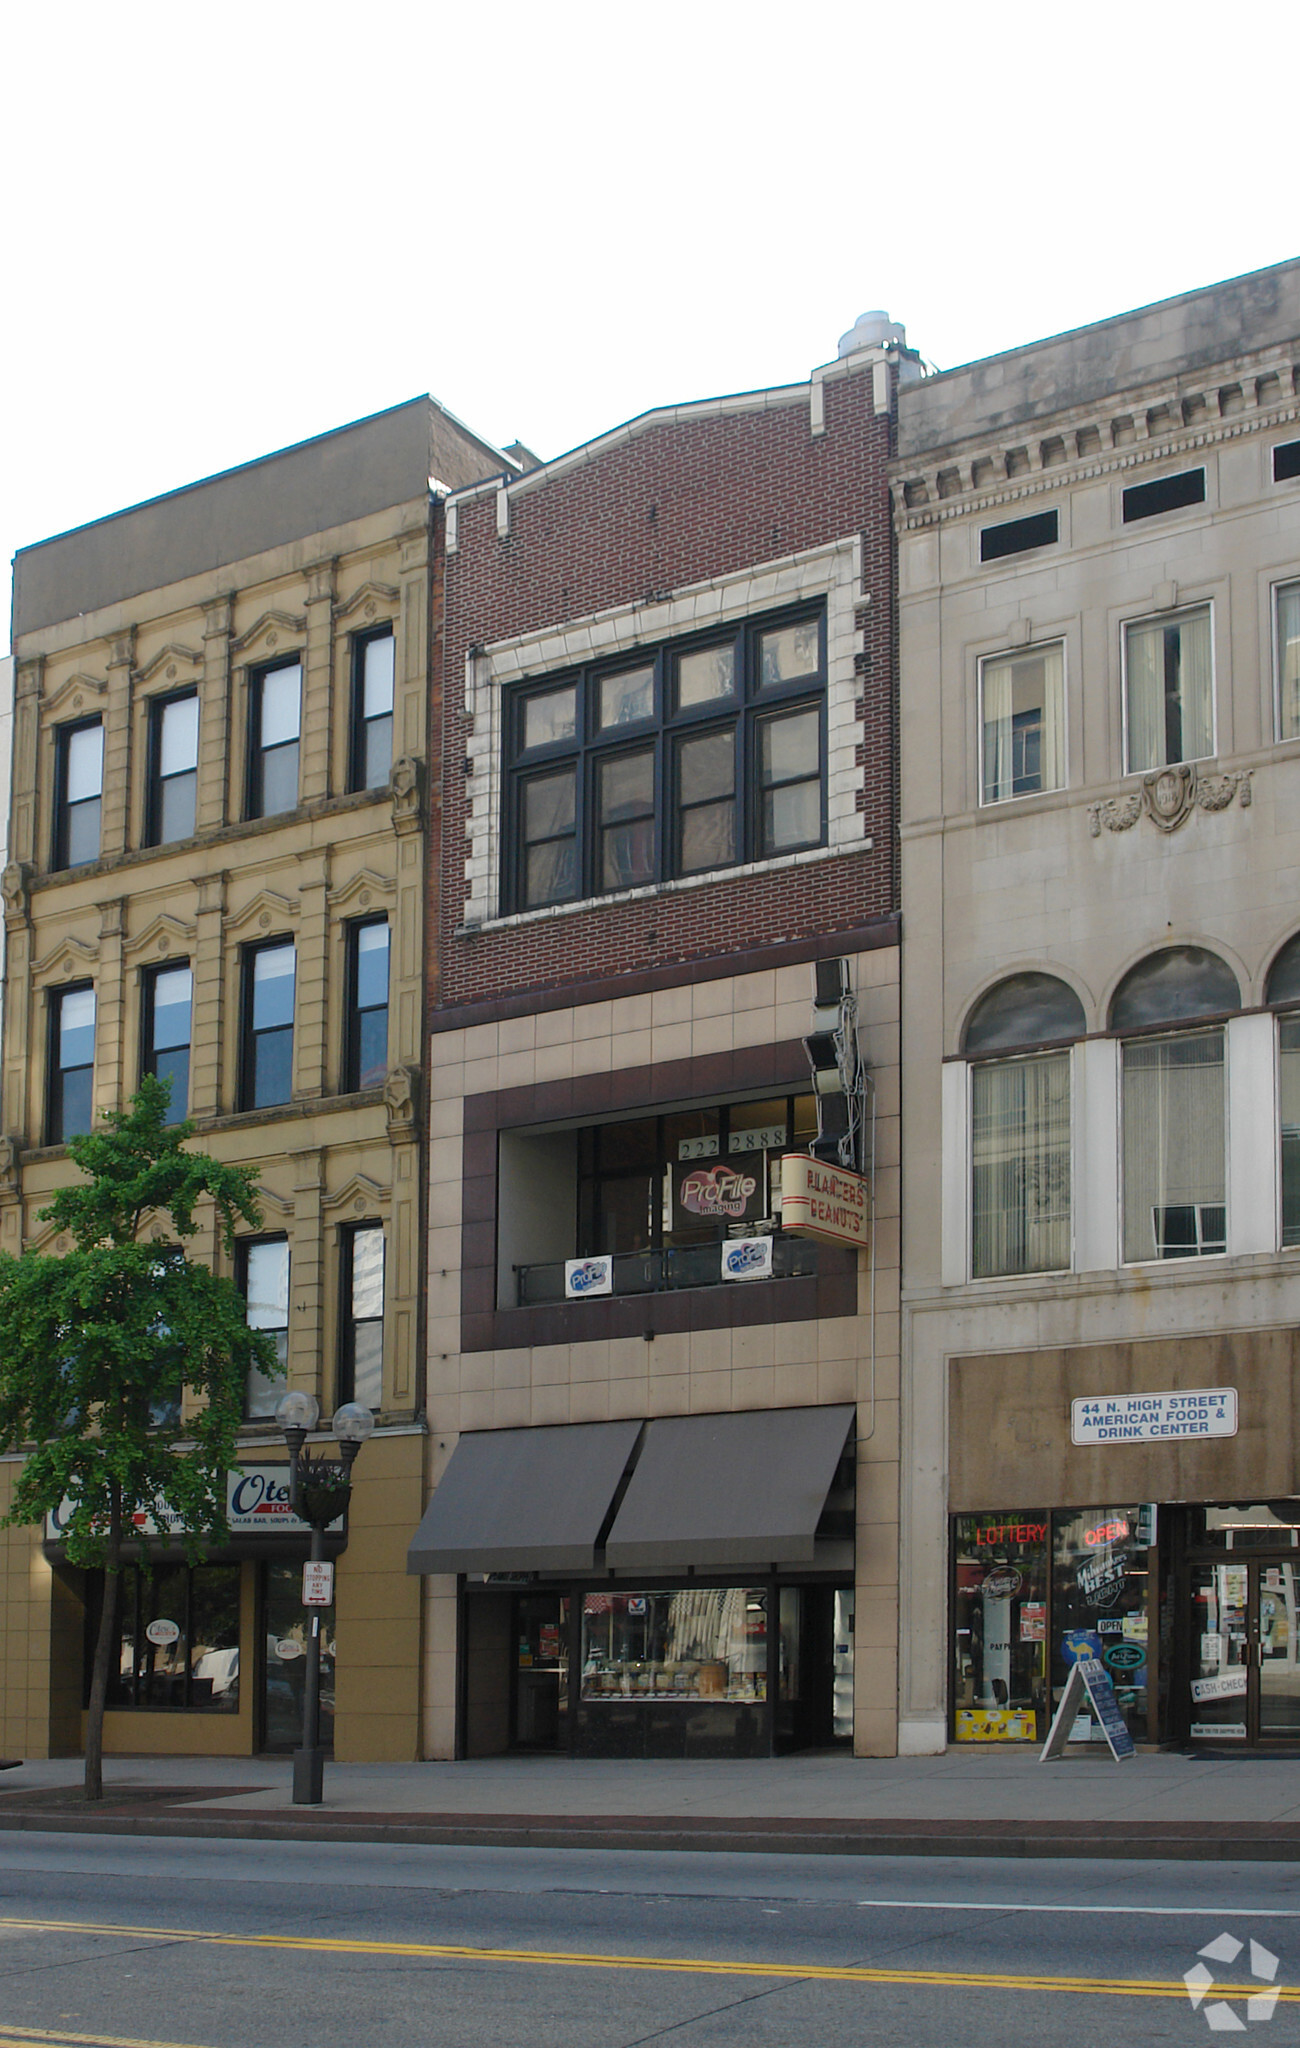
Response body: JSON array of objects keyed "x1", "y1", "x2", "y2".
[
  {"x1": 1, "y1": 399, "x2": 508, "y2": 1761},
  {"x1": 893, "y1": 260, "x2": 1300, "y2": 1754}
]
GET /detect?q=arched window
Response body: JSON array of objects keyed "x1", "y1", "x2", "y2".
[
  {"x1": 1111, "y1": 949, "x2": 1237, "y2": 1264},
  {"x1": 963, "y1": 973, "x2": 1086, "y2": 1056},
  {"x1": 964, "y1": 975, "x2": 1082, "y2": 1281},
  {"x1": 1268, "y1": 934, "x2": 1300, "y2": 1247},
  {"x1": 1109, "y1": 946, "x2": 1239, "y2": 1033}
]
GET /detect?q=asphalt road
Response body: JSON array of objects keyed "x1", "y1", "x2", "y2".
[{"x1": 1, "y1": 1833, "x2": 1298, "y2": 2046}]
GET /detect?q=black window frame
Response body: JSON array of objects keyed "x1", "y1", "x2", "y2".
[
  {"x1": 503, "y1": 604, "x2": 828, "y2": 914},
  {"x1": 239, "y1": 937, "x2": 296, "y2": 1111},
  {"x1": 979, "y1": 509, "x2": 1059, "y2": 562},
  {"x1": 141, "y1": 959, "x2": 193, "y2": 1120},
  {"x1": 339, "y1": 1220, "x2": 385, "y2": 1412},
  {"x1": 47, "y1": 980, "x2": 96, "y2": 1145},
  {"x1": 1122, "y1": 468, "x2": 1206, "y2": 523},
  {"x1": 145, "y1": 689, "x2": 199, "y2": 847},
  {"x1": 238, "y1": 1232, "x2": 290, "y2": 1421},
  {"x1": 343, "y1": 917, "x2": 389, "y2": 1093},
  {"x1": 53, "y1": 716, "x2": 104, "y2": 870},
  {"x1": 246, "y1": 656, "x2": 302, "y2": 820},
  {"x1": 349, "y1": 626, "x2": 395, "y2": 793}
]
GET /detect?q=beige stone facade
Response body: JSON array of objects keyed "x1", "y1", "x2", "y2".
[
  {"x1": 421, "y1": 948, "x2": 902, "y2": 1758},
  {"x1": 894, "y1": 261, "x2": 1300, "y2": 1753},
  {"x1": 1, "y1": 399, "x2": 506, "y2": 1760}
]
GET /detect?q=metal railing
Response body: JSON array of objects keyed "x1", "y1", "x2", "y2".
[{"x1": 516, "y1": 1233, "x2": 820, "y2": 1306}]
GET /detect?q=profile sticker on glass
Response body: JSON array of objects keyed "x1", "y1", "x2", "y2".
[
  {"x1": 565, "y1": 1255, "x2": 613, "y2": 1298},
  {"x1": 720, "y1": 1236, "x2": 773, "y2": 1282}
]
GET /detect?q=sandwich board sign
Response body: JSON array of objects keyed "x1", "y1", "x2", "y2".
[{"x1": 1040, "y1": 1655, "x2": 1136, "y2": 1763}]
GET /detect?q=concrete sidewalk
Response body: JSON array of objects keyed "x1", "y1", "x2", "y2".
[{"x1": 2, "y1": 1748, "x2": 1300, "y2": 1860}]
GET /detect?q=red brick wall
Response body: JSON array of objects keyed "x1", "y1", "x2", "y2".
[{"x1": 433, "y1": 362, "x2": 898, "y2": 1016}]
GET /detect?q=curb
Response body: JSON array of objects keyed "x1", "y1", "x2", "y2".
[{"x1": 0, "y1": 1809, "x2": 1297, "y2": 1861}]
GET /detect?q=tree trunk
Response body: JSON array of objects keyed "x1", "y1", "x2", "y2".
[{"x1": 85, "y1": 1535, "x2": 121, "y2": 1802}]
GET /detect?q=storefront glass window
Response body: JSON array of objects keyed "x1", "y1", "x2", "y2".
[
  {"x1": 1051, "y1": 1506, "x2": 1149, "y2": 1741},
  {"x1": 952, "y1": 1514, "x2": 1048, "y2": 1740},
  {"x1": 580, "y1": 1588, "x2": 768, "y2": 1702},
  {"x1": 100, "y1": 1563, "x2": 240, "y2": 1712},
  {"x1": 263, "y1": 1560, "x2": 334, "y2": 1752}
]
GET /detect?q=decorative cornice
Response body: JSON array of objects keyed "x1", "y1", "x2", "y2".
[
  {"x1": 222, "y1": 888, "x2": 299, "y2": 937},
  {"x1": 123, "y1": 911, "x2": 198, "y2": 962},
  {"x1": 327, "y1": 867, "x2": 396, "y2": 914},
  {"x1": 230, "y1": 610, "x2": 307, "y2": 658},
  {"x1": 137, "y1": 643, "x2": 203, "y2": 686},
  {"x1": 333, "y1": 580, "x2": 399, "y2": 625},
  {"x1": 43, "y1": 671, "x2": 108, "y2": 719},
  {"x1": 321, "y1": 1172, "x2": 390, "y2": 1218},
  {"x1": 893, "y1": 348, "x2": 1299, "y2": 534}
]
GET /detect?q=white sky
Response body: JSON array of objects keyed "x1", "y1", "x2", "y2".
[{"x1": 4, "y1": 0, "x2": 1295, "y2": 655}]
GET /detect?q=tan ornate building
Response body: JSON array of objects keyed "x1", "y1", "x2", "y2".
[{"x1": 0, "y1": 399, "x2": 509, "y2": 1760}]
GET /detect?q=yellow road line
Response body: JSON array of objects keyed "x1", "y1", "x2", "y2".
[
  {"x1": 0, "y1": 1913, "x2": 1293, "y2": 2003},
  {"x1": 0, "y1": 2028, "x2": 210, "y2": 2048}
]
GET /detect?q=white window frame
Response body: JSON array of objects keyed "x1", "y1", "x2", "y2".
[
  {"x1": 460, "y1": 538, "x2": 865, "y2": 931},
  {"x1": 1273, "y1": 579, "x2": 1300, "y2": 743},
  {"x1": 1120, "y1": 602, "x2": 1216, "y2": 777},
  {"x1": 1118, "y1": 1025, "x2": 1229, "y2": 1267},
  {"x1": 976, "y1": 640, "x2": 1067, "y2": 806}
]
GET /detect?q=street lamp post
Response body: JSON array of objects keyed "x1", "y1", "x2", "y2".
[{"x1": 276, "y1": 1390, "x2": 375, "y2": 1806}]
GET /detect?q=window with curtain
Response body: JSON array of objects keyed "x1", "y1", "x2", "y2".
[
  {"x1": 971, "y1": 1053, "x2": 1072, "y2": 1278},
  {"x1": 1276, "y1": 584, "x2": 1300, "y2": 742},
  {"x1": 1121, "y1": 1031, "x2": 1226, "y2": 1261},
  {"x1": 980, "y1": 643, "x2": 1065, "y2": 803},
  {"x1": 1124, "y1": 606, "x2": 1213, "y2": 772},
  {"x1": 1280, "y1": 1017, "x2": 1300, "y2": 1249}
]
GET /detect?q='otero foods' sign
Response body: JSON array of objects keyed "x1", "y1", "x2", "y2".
[
  {"x1": 45, "y1": 1465, "x2": 342, "y2": 1542},
  {"x1": 779, "y1": 1155, "x2": 870, "y2": 1250}
]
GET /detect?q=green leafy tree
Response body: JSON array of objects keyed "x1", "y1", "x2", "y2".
[{"x1": 0, "y1": 1079, "x2": 279, "y2": 1799}]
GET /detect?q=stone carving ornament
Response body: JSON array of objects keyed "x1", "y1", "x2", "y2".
[{"x1": 1088, "y1": 763, "x2": 1253, "y2": 838}]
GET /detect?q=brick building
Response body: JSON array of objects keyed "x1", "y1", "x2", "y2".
[{"x1": 409, "y1": 317, "x2": 918, "y2": 1758}]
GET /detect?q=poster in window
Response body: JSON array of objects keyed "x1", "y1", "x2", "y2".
[{"x1": 672, "y1": 1157, "x2": 767, "y2": 1227}]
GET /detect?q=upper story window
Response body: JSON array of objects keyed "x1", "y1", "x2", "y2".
[
  {"x1": 146, "y1": 693, "x2": 199, "y2": 845},
  {"x1": 980, "y1": 643, "x2": 1065, "y2": 804},
  {"x1": 142, "y1": 963, "x2": 192, "y2": 1120},
  {"x1": 344, "y1": 920, "x2": 389, "y2": 1092},
  {"x1": 1122, "y1": 468, "x2": 1206, "y2": 523},
  {"x1": 1112, "y1": 947, "x2": 1239, "y2": 1264},
  {"x1": 240, "y1": 940, "x2": 295, "y2": 1110},
  {"x1": 1267, "y1": 934, "x2": 1300, "y2": 1248},
  {"x1": 340, "y1": 1222, "x2": 384, "y2": 1410},
  {"x1": 504, "y1": 607, "x2": 826, "y2": 912},
  {"x1": 964, "y1": 974, "x2": 1085, "y2": 1280},
  {"x1": 48, "y1": 983, "x2": 96, "y2": 1144},
  {"x1": 979, "y1": 509, "x2": 1059, "y2": 562},
  {"x1": 240, "y1": 1236, "x2": 288, "y2": 1421},
  {"x1": 1124, "y1": 605, "x2": 1213, "y2": 774},
  {"x1": 54, "y1": 719, "x2": 103, "y2": 869},
  {"x1": 1275, "y1": 441, "x2": 1300, "y2": 484},
  {"x1": 1275, "y1": 583, "x2": 1300, "y2": 742},
  {"x1": 247, "y1": 659, "x2": 301, "y2": 819},
  {"x1": 351, "y1": 629, "x2": 394, "y2": 792}
]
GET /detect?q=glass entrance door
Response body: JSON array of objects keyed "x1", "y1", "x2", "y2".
[
  {"x1": 1188, "y1": 1560, "x2": 1300, "y2": 1745},
  {"x1": 261, "y1": 1561, "x2": 335, "y2": 1754},
  {"x1": 512, "y1": 1593, "x2": 568, "y2": 1750}
]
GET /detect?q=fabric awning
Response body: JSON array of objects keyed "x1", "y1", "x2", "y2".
[
  {"x1": 406, "y1": 1419, "x2": 643, "y2": 1575},
  {"x1": 603, "y1": 1403, "x2": 855, "y2": 1572}
]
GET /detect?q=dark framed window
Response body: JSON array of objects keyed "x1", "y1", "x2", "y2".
[
  {"x1": 240, "y1": 1235, "x2": 289, "y2": 1420},
  {"x1": 142, "y1": 962, "x2": 192, "y2": 1118},
  {"x1": 54, "y1": 718, "x2": 103, "y2": 869},
  {"x1": 350, "y1": 628, "x2": 394, "y2": 791},
  {"x1": 240, "y1": 940, "x2": 295, "y2": 1109},
  {"x1": 980, "y1": 509, "x2": 1059, "y2": 562},
  {"x1": 93, "y1": 1562, "x2": 241, "y2": 1712},
  {"x1": 48, "y1": 983, "x2": 95, "y2": 1143},
  {"x1": 1122, "y1": 468, "x2": 1205, "y2": 523},
  {"x1": 345, "y1": 920, "x2": 389, "y2": 1091},
  {"x1": 340, "y1": 1222, "x2": 384, "y2": 1410},
  {"x1": 146, "y1": 692, "x2": 199, "y2": 845},
  {"x1": 247, "y1": 658, "x2": 301, "y2": 819},
  {"x1": 504, "y1": 606, "x2": 826, "y2": 911}
]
